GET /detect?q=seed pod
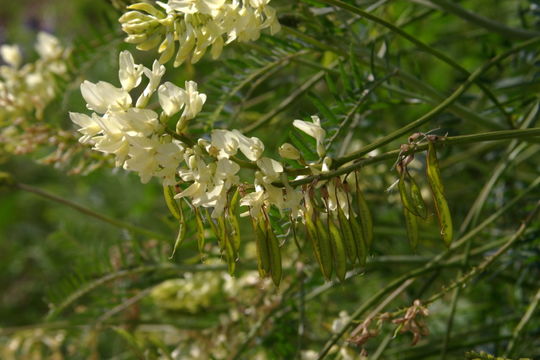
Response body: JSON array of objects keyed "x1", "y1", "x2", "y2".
[
  {"x1": 194, "y1": 208, "x2": 206, "y2": 257},
  {"x1": 409, "y1": 175, "x2": 428, "y2": 219},
  {"x1": 315, "y1": 214, "x2": 334, "y2": 281},
  {"x1": 163, "y1": 185, "x2": 182, "y2": 220},
  {"x1": 398, "y1": 172, "x2": 419, "y2": 249},
  {"x1": 267, "y1": 227, "x2": 283, "y2": 287},
  {"x1": 218, "y1": 216, "x2": 236, "y2": 275},
  {"x1": 328, "y1": 217, "x2": 347, "y2": 282},
  {"x1": 426, "y1": 141, "x2": 453, "y2": 247},
  {"x1": 337, "y1": 206, "x2": 357, "y2": 263},
  {"x1": 253, "y1": 217, "x2": 270, "y2": 277},
  {"x1": 228, "y1": 188, "x2": 241, "y2": 253},
  {"x1": 169, "y1": 220, "x2": 186, "y2": 259},
  {"x1": 349, "y1": 214, "x2": 367, "y2": 266},
  {"x1": 305, "y1": 214, "x2": 323, "y2": 272},
  {"x1": 355, "y1": 172, "x2": 374, "y2": 250}
]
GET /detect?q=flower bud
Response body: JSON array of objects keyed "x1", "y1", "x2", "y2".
[{"x1": 278, "y1": 143, "x2": 301, "y2": 160}]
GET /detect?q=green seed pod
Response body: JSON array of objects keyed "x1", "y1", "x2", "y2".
[
  {"x1": 398, "y1": 172, "x2": 419, "y2": 249},
  {"x1": 228, "y1": 188, "x2": 241, "y2": 253},
  {"x1": 427, "y1": 141, "x2": 453, "y2": 247},
  {"x1": 349, "y1": 213, "x2": 367, "y2": 266},
  {"x1": 355, "y1": 172, "x2": 374, "y2": 250},
  {"x1": 267, "y1": 227, "x2": 282, "y2": 287},
  {"x1": 194, "y1": 209, "x2": 206, "y2": 258},
  {"x1": 163, "y1": 185, "x2": 182, "y2": 220},
  {"x1": 328, "y1": 217, "x2": 347, "y2": 282},
  {"x1": 337, "y1": 206, "x2": 357, "y2": 263},
  {"x1": 253, "y1": 217, "x2": 270, "y2": 277},
  {"x1": 409, "y1": 174, "x2": 428, "y2": 219},
  {"x1": 305, "y1": 214, "x2": 323, "y2": 272},
  {"x1": 315, "y1": 215, "x2": 334, "y2": 281},
  {"x1": 169, "y1": 220, "x2": 186, "y2": 259}
]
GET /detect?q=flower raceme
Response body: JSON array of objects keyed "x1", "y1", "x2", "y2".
[
  {"x1": 119, "y1": 0, "x2": 280, "y2": 67},
  {"x1": 70, "y1": 50, "x2": 373, "y2": 284}
]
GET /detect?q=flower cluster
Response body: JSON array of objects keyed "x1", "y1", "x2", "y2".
[
  {"x1": 70, "y1": 50, "x2": 207, "y2": 185},
  {"x1": 119, "y1": 0, "x2": 280, "y2": 67},
  {"x1": 0, "y1": 32, "x2": 69, "y2": 121}
]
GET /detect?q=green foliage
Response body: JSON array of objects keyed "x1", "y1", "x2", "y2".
[{"x1": 2, "y1": 0, "x2": 540, "y2": 359}]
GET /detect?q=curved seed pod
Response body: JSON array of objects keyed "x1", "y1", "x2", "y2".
[
  {"x1": 328, "y1": 217, "x2": 347, "y2": 282},
  {"x1": 427, "y1": 141, "x2": 453, "y2": 247},
  {"x1": 217, "y1": 215, "x2": 227, "y2": 250},
  {"x1": 228, "y1": 188, "x2": 241, "y2": 253},
  {"x1": 355, "y1": 172, "x2": 374, "y2": 250},
  {"x1": 305, "y1": 215, "x2": 323, "y2": 272},
  {"x1": 398, "y1": 173, "x2": 419, "y2": 249},
  {"x1": 163, "y1": 185, "x2": 182, "y2": 220},
  {"x1": 409, "y1": 174, "x2": 428, "y2": 219},
  {"x1": 253, "y1": 218, "x2": 270, "y2": 277},
  {"x1": 315, "y1": 215, "x2": 334, "y2": 281},
  {"x1": 267, "y1": 227, "x2": 282, "y2": 287},
  {"x1": 224, "y1": 233, "x2": 236, "y2": 275},
  {"x1": 169, "y1": 220, "x2": 186, "y2": 259},
  {"x1": 194, "y1": 208, "x2": 206, "y2": 257},
  {"x1": 337, "y1": 206, "x2": 357, "y2": 263},
  {"x1": 349, "y1": 213, "x2": 367, "y2": 266}
]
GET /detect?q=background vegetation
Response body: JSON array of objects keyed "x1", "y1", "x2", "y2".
[{"x1": 1, "y1": 0, "x2": 540, "y2": 359}]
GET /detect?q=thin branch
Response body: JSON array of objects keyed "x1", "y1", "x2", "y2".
[
  {"x1": 13, "y1": 182, "x2": 170, "y2": 242},
  {"x1": 332, "y1": 36, "x2": 540, "y2": 165},
  {"x1": 310, "y1": 0, "x2": 513, "y2": 122}
]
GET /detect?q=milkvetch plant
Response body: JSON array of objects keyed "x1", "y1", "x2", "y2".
[{"x1": 2, "y1": 0, "x2": 540, "y2": 359}]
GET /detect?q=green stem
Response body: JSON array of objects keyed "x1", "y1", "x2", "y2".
[
  {"x1": 282, "y1": 25, "x2": 504, "y2": 130},
  {"x1": 425, "y1": 201, "x2": 540, "y2": 305},
  {"x1": 336, "y1": 36, "x2": 540, "y2": 162},
  {"x1": 504, "y1": 287, "x2": 540, "y2": 357},
  {"x1": 14, "y1": 182, "x2": 170, "y2": 242},
  {"x1": 242, "y1": 69, "x2": 328, "y2": 133},
  {"x1": 315, "y1": 178, "x2": 540, "y2": 359},
  {"x1": 310, "y1": 0, "x2": 512, "y2": 121},
  {"x1": 286, "y1": 127, "x2": 540, "y2": 187},
  {"x1": 421, "y1": 0, "x2": 540, "y2": 40}
]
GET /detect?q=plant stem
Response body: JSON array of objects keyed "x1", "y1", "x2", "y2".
[
  {"x1": 13, "y1": 182, "x2": 170, "y2": 242},
  {"x1": 419, "y1": 0, "x2": 540, "y2": 40},
  {"x1": 332, "y1": 36, "x2": 540, "y2": 164},
  {"x1": 310, "y1": 0, "x2": 512, "y2": 121},
  {"x1": 315, "y1": 178, "x2": 540, "y2": 359},
  {"x1": 504, "y1": 287, "x2": 540, "y2": 357},
  {"x1": 285, "y1": 127, "x2": 540, "y2": 187}
]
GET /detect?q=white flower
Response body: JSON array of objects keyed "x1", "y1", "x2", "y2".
[
  {"x1": 182, "y1": 81, "x2": 207, "y2": 119},
  {"x1": 211, "y1": 129, "x2": 240, "y2": 158},
  {"x1": 136, "y1": 60, "x2": 165, "y2": 108},
  {"x1": 233, "y1": 130, "x2": 264, "y2": 161},
  {"x1": 256, "y1": 157, "x2": 283, "y2": 183},
  {"x1": 69, "y1": 112, "x2": 102, "y2": 143},
  {"x1": 0, "y1": 45, "x2": 22, "y2": 68},
  {"x1": 293, "y1": 115, "x2": 326, "y2": 157},
  {"x1": 118, "y1": 50, "x2": 143, "y2": 91},
  {"x1": 80, "y1": 80, "x2": 132, "y2": 114},
  {"x1": 240, "y1": 190, "x2": 265, "y2": 218},
  {"x1": 111, "y1": 108, "x2": 162, "y2": 136},
  {"x1": 158, "y1": 82, "x2": 186, "y2": 117},
  {"x1": 35, "y1": 32, "x2": 63, "y2": 60},
  {"x1": 214, "y1": 158, "x2": 240, "y2": 187},
  {"x1": 278, "y1": 142, "x2": 301, "y2": 160},
  {"x1": 168, "y1": 0, "x2": 226, "y2": 15}
]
